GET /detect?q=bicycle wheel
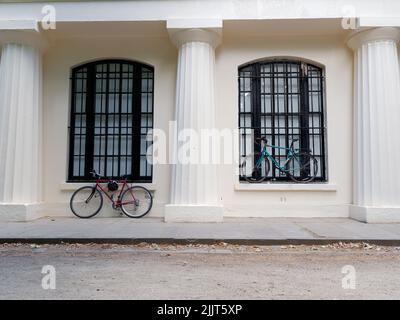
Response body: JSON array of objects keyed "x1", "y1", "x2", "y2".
[
  {"x1": 287, "y1": 152, "x2": 318, "y2": 183},
  {"x1": 240, "y1": 154, "x2": 270, "y2": 183},
  {"x1": 120, "y1": 186, "x2": 153, "y2": 218},
  {"x1": 70, "y1": 186, "x2": 103, "y2": 218}
]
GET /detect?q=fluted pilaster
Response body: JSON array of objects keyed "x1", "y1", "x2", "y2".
[
  {"x1": 348, "y1": 27, "x2": 400, "y2": 222},
  {"x1": 171, "y1": 40, "x2": 218, "y2": 205},
  {"x1": 0, "y1": 32, "x2": 45, "y2": 206},
  {"x1": 165, "y1": 27, "x2": 223, "y2": 222}
]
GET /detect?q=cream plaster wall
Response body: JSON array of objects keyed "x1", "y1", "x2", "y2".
[
  {"x1": 42, "y1": 36, "x2": 177, "y2": 217},
  {"x1": 215, "y1": 34, "x2": 353, "y2": 217},
  {"x1": 41, "y1": 30, "x2": 353, "y2": 218}
]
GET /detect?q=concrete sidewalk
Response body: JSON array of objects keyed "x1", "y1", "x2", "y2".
[{"x1": 1, "y1": 217, "x2": 400, "y2": 244}]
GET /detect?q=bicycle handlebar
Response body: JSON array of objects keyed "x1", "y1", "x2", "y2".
[
  {"x1": 89, "y1": 170, "x2": 102, "y2": 179},
  {"x1": 289, "y1": 139, "x2": 299, "y2": 148},
  {"x1": 255, "y1": 137, "x2": 268, "y2": 146},
  {"x1": 89, "y1": 170, "x2": 130, "y2": 181},
  {"x1": 255, "y1": 137, "x2": 299, "y2": 148}
]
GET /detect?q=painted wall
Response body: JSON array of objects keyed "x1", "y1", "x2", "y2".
[
  {"x1": 215, "y1": 32, "x2": 353, "y2": 217},
  {"x1": 41, "y1": 24, "x2": 353, "y2": 218},
  {"x1": 42, "y1": 35, "x2": 177, "y2": 217}
]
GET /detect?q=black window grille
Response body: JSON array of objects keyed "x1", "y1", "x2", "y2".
[
  {"x1": 239, "y1": 60, "x2": 327, "y2": 182},
  {"x1": 68, "y1": 59, "x2": 153, "y2": 182}
]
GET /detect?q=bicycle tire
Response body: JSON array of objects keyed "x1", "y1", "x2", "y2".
[
  {"x1": 70, "y1": 186, "x2": 103, "y2": 218},
  {"x1": 240, "y1": 154, "x2": 270, "y2": 183},
  {"x1": 287, "y1": 152, "x2": 318, "y2": 183},
  {"x1": 120, "y1": 186, "x2": 153, "y2": 218}
]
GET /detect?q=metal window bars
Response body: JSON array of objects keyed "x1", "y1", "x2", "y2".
[
  {"x1": 239, "y1": 60, "x2": 327, "y2": 182},
  {"x1": 68, "y1": 60, "x2": 153, "y2": 182}
]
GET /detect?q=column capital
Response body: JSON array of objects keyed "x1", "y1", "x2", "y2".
[
  {"x1": 0, "y1": 21, "x2": 48, "y2": 51},
  {"x1": 167, "y1": 19, "x2": 222, "y2": 49},
  {"x1": 346, "y1": 27, "x2": 400, "y2": 51}
]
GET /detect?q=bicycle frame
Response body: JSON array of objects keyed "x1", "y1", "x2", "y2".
[
  {"x1": 257, "y1": 143, "x2": 298, "y2": 173},
  {"x1": 94, "y1": 179, "x2": 136, "y2": 206}
]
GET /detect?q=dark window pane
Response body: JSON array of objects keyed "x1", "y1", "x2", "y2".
[
  {"x1": 69, "y1": 61, "x2": 154, "y2": 181},
  {"x1": 238, "y1": 60, "x2": 326, "y2": 182}
]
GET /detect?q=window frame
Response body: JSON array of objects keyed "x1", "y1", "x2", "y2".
[
  {"x1": 238, "y1": 59, "x2": 327, "y2": 182},
  {"x1": 67, "y1": 59, "x2": 154, "y2": 183}
]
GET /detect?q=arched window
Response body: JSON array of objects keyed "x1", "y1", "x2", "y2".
[
  {"x1": 68, "y1": 60, "x2": 153, "y2": 182},
  {"x1": 239, "y1": 59, "x2": 327, "y2": 181}
]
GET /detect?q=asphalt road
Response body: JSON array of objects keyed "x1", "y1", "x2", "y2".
[{"x1": 0, "y1": 242, "x2": 399, "y2": 299}]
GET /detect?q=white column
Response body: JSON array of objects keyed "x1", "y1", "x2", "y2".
[
  {"x1": 0, "y1": 30, "x2": 46, "y2": 221},
  {"x1": 347, "y1": 27, "x2": 400, "y2": 223},
  {"x1": 165, "y1": 27, "x2": 223, "y2": 222}
]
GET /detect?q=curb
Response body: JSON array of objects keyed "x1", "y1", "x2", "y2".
[{"x1": 1, "y1": 238, "x2": 400, "y2": 246}]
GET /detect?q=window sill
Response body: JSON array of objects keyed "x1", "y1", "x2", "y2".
[
  {"x1": 60, "y1": 182, "x2": 157, "y2": 191},
  {"x1": 234, "y1": 182, "x2": 337, "y2": 192}
]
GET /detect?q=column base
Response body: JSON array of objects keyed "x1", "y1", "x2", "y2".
[
  {"x1": 350, "y1": 205, "x2": 400, "y2": 223},
  {"x1": 164, "y1": 204, "x2": 224, "y2": 222},
  {"x1": 0, "y1": 203, "x2": 44, "y2": 222}
]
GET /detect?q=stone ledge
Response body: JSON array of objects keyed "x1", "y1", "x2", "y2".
[
  {"x1": 234, "y1": 182, "x2": 337, "y2": 192},
  {"x1": 60, "y1": 182, "x2": 157, "y2": 191}
]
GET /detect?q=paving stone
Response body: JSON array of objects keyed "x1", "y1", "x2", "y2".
[{"x1": 1, "y1": 217, "x2": 400, "y2": 242}]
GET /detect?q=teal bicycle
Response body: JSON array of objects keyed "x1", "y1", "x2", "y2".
[{"x1": 240, "y1": 137, "x2": 318, "y2": 183}]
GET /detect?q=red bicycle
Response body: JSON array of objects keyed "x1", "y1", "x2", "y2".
[{"x1": 70, "y1": 170, "x2": 153, "y2": 219}]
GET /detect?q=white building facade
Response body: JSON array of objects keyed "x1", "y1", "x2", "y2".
[{"x1": 0, "y1": 0, "x2": 400, "y2": 223}]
